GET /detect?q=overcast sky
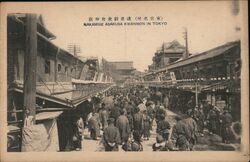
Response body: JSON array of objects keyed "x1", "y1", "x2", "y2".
[{"x1": 4, "y1": 1, "x2": 242, "y2": 71}]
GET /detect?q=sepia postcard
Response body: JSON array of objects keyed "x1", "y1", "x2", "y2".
[{"x1": 0, "y1": 1, "x2": 249, "y2": 162}]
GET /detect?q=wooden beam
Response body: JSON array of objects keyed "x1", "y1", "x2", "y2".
[{"x1": 23, "y1": 14, "x2": 37, "y2": 123}]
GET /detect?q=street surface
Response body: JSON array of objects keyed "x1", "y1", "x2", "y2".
[
  {"x1": 81, "y1": 109, "x2": 178, "y2": 152},
  {"x1": 76, "y1": 108, "x2": 239, "y2": 152}
]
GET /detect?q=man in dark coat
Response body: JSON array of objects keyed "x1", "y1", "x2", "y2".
[
  {"x1": 207, "y1": 106, "x2": 219, "y2": 134},
  {"x1": 103, "y1": 118, "x2": 121, "y2": 151},
  {"x1": 133, "y1": 107, "x2": 144, "y2": 138},
  {"x1": 127, "y1": 110, "x2": 134, "y2": 132},
  {"x1": 220, "y1": 108, "x2": 233, "y2": 143},
  {"x1": 110, "y1": 103, "x2": 121, "y2": 123},
  {"x1": 116, "y1": 109, "x2": 131, "y2": 144},
  {"x1": 193, "y1": 105, "x2": 205, "y2": 135}
]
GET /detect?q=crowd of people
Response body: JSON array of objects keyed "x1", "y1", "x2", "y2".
[{"x1": 69, "y1": 85, "x2": 238, "y2": 151}]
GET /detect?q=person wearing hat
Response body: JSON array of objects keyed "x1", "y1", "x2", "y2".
[
  {"x1": 103, "y1": 118, "x2": 121, "y2": 151},
  {"x1": 220, "y1": 106, "x2": 233, "y2": 144}
]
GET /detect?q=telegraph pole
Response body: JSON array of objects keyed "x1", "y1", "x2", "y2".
[
  {"x1": 193, "y1": 66, "x2": 199, "y2": 107},
  {"x1": 183, "y1": 28, "x2": 189, "y2": 59},
  {"x1": 68, "y1": 43, "x2": 81, "y2": 57},
  {"x1": 22, "y1": 14, "x2": 37, "y2": 151},
  {"x1": 23, "y1": 14, "x2": 37, "y2": 123}
]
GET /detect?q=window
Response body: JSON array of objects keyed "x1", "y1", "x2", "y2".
[
  {"x1": 45, "y1": 60, "x2": 50, "y2": 74},
  {"x1": 58, "y1": 64, "x2": 62, "y2": 72},
  {"x1": 71, "y1": 68, "x2": 74, "y2": 73},
  {"x1": 65, "y1": 66, "x2": 68, "y2": 73}
]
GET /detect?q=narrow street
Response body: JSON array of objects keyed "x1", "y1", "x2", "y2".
[
  {"x1": 79, "y1": 108, "x2": 240, "y2": 152},
  {"x1": 80, "y1": 109, "x2": 178, "y2": 152}
]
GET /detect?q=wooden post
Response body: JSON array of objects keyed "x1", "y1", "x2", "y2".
[
  {"x1": 23, "y1": 14, "x2": 37, "y2": 124},
  {"x1": 183, "y1": 28, "x2": 189, "y2": 59},
  {"x1": 54, "y1": 48, "x2": 60, "y2": 82},
  {"x1": 195, "y1": 81, "x2": 198, "y2": 107}
]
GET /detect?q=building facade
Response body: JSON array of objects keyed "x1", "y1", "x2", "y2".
[
  {"x1": 102, "y1": 60, "x2": 136, "y2": 84},
  {"x1": 148, "y1": 40, "x2": 186, "y2": 71}
]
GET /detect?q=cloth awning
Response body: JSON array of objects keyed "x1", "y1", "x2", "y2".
[
  {"x1": 36, "y1": 111, "x2": 63, "y2": 121},
  {"x1": 201, "y1": 80, "x2": 240, "y2": 93},
  {"x1": 8, "y1": 125, "x2": 21, "y2": 133}
]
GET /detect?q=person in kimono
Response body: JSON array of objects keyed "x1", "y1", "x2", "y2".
[
  {"x1": 183, "y1": 112, "x2": 198, "y2": 150},
  {"x1": 206, "y1": 106, "x2": 219, "y2": 134},
  {"x1": 156, "y1": 114, "x2": 171, "y2": 141},
  {"x1": 72, "y1": 115, "x2": 84, "y2": 151},
  {"x1": 220, "y1": 107, "x2": 233, "y2": 143},
  {"x1": 146, "y1": 101, "x2": 155, "y2": 130},
  {"x1": 88, "y1": 112, "x2": 101, "y2": 140},
  {"x1": 116, "y1": 109, "x2": 131, "y2": 144},
  {"x1": 133, "y1": 107, "x2": 144, "y2": 138},
  {"x1": 171, "y1": 116, "x2": 192, "y2": 151},
  {"x1": 100, "y1": 103, "x2": 108, "y2": 130},
  {"x1": 131, "y1": 130, "x2": 143, "y2": 151},
  {"x1": 142, "y1": 110, "x2": 151, "y2": 140}
]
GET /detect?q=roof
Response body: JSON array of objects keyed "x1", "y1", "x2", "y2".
[
  {"x1": 36, "y1": 111, "x2": 63, "y2": 121},
  {"x1": 166, "y1": 40, "x2": 240, "y2": 70},
  {"x1": 8, "y1": 14, "x2": 84, "y2": 64},
  {"x1": 77, "y1": 56, "x2": 98, "y2": 63},
  {"x1": 156, "y1": 40, "x2": 185, "y2": 54},
  {"x1": 108, "y1": 61, "x2": 134, "y2": 70},
  {"x1": 9, "y1": 13, "x2": 56, "y2": 40},
  {"x1": 12, "y1": 81, "x2": 114, "y2": 108},
  {"x1": 146, "y1": 40, "x2": 240, "y2": 75}
]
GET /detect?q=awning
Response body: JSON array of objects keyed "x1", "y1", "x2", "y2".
[
  {"x1": 8, "y1": 125, "x2": 21, "y2": 133},
  {"x1": 36, "y1": 111, "x2": 63, "y2": 121},
  {"x1": 9, "y1": 83, "x2": 114, "y2": 108},
  {"x1": 201, "y1": 80, "x2": 240, "y2": 93}
]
